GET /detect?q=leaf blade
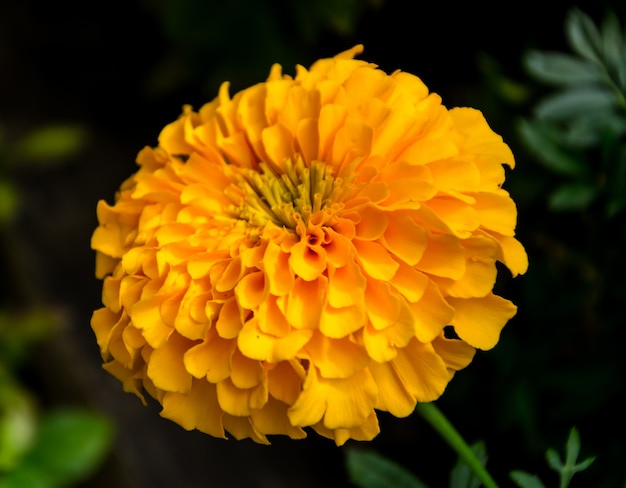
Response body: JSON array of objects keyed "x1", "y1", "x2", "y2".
[
  {"x1": 346, "y1": 449, "x2": 430, "y2": 488},
  {"x1": 524, "y1": 51, "x2": 603, "y2": 85}
]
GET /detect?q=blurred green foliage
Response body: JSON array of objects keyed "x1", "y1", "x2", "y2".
[
  {"x1": 0, "y1": 310, "x2": 114, "y2": 488},
  {"x1": 352, "y1": 5, "x2": 626, "y2": 487},
  {"x1": 0, "y1": 366, "x2": 37, "y2": 472},
  {"x1": 348, "y1": 431, "x2": 595, "y2": 488},
  {"x1": 519, "y1": 8, "x2": 626, "y2": 215},
  {"x1": 346, "y1": 448, "x2": 429, "y2": 488},
  {"x1": 0, "y1": 123, "x2": 88, "y2": 225},
  {"x1": 448, "y1": 442, "x2": 488, "y2": 488},
  {"x1": 437, "y1": 7, "x2": 626, "y2": 487},
  {"x1": 0, "y1": 129, "x2": 113, "y2": 487},
  {"x1": 511, "y1": 428, "x2": 596, "y2": 488},
  {"x1": 11, "y1": 125, "x2": 88, "y2": 168}
]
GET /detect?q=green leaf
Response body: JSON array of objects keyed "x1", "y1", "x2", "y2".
[
  {"x1": 345, "y1": 449, "x2": 430, "y2": 488},
  {"x1": 510, "y1": 471, "x2": 547, "y2": 488},
  {"x1": 524, "y1": 51, "x2": 603, "y2": 85},
  {"x1": 548, "y1": 182, "x2": 597, "y2": 211},
  {"x1": 5, "y1": 409, "x2": 114, "y2": 488},
  {"x1": 0, "y1": 468, "x2": 49, "y2": 488},
  {"x1": 449, "y1": 442, "x2": 488, "y2": 488},
  {"x1": 550, "y1": 428, "x2": 596, "y2": 488},
  {"x1": 618, "y1": 52, "x2": 626, "y2": 95},
  {"x1": 0, "y1": 373, "x2": 38, "y2": 470},
  {"x1": 534, "y1": 87, "x2": 617, "y2": 121},
  {"x1": 517, "y1": 119, "x2": 588, "y2": 176},
  {"x1": 565, "y1": 8, "x2": 603, "y2": 64},
  {"x1": 546, "y1": 448, "x2": 563, "y2": 471},
  {"x1": 564, "y1": 427, "x2": 581, "y2": 467},
  {"x1": 12, "y1": 125, "x2": 88, "y2": 166},
  {"x1": 572, "y1": 456, "x2": 596, "y2": 473},
  {"x1": 560, "y1": 111, "x2": 626, "y2": 149},
  {"x1": 601, "y1": 13, "x2": 624, "y2": 81}
]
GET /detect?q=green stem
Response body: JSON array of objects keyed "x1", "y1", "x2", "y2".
[{"x1": 415, "y1": 402, "x2": 499, "y2": 488}]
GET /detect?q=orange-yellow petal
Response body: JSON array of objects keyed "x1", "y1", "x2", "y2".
[
  {"x1": 369, "y1": 361, "x2": 416, "y2": 417},
  {"x1": 449, "y1": 294, "x2": 518, "y2": 350},
  {"x1": 288, "y1": 365, "x2": 378, "y2": 430},
  {"x1": 305, "y1": 331, "x2": 370, "y2": 378},
  {"x1": 250, "y1": 397, "x2": 307, "y2": 439},
  {"x1": 237, "y1": 318, "x2": 313, "y2": 363},
  {"x1": 147, "y1": 333, "x2": 193, "y2": 393},
  {"x1": 160, "y1": 379, "x2": 226, "y2": 438},
  {"x1": 391, "y1": 338, "x2": 449, "y2": 402}
]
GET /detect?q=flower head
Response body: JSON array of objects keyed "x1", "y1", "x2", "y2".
[{"x1": 91, "y1": 45, "x2": 527, "y2": 445}]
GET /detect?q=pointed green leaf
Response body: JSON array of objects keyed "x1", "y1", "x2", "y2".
[
  {"x1": 517, "y1": 119, "x2": 588, "y2": 176},
  {"x1": 572, "y1": 456, "x2": 596, "y2": 473},
  {"x1": 546, "y1": 448, "x2": 563, "y2": 471},
  {"x1": 560, "y1": 111, "x2": 626, "y2": 149},
  {"x1": 510, "y1": 470, "x2": 547, "y2": 488},
  {"x1": 345, "y1": 449, "x2": 430, "y2": 488},
  {"x1": 548, "y1": 182, "x2": 597, "y2": 211},
  {"x1": 554, "y1": 428, "x2": 595, "y2": 487},
  {"x1": 564, "y1": 427, "x2": 581, "y2": 467},
  {"x1": 534, "y1": 87, "x2": 617, "y2": 121},
  {"x1": 524, "y1": 51, "x2": 603, "y2": 85},
  {"x1": 601, "y1": 13, "x2": 624, "y2": 79},
  {"x1": 618, "y1": 52, "x2": 626, "y2": 94},
  {"x1": 450, "y1": 442, "x2": 488, "y2": 488},
  {"x1": 565, "y1": 8, "x2": 603, "y2": 63}
]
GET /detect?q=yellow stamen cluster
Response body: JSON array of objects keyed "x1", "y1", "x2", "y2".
[{"x1": 232, "y1": 157, "x2": 348, "y2": 232}]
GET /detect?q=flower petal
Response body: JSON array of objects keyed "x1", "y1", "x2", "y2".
[
  {"x1": 147, "y1": 334, "x2": 193, "y2": 393},
  {"x1": 160, "y1": 379, "x2": 226, "y2": 438},
  {"x1": 183, "y1": 327, "x2": 234, "y2": 382},
  {"x1": 288, "y1": 240, "x2": 327, "y2": 281},
  {"x1": 369, "y1": 361, "x2": 416, "y2": 417},
  {"x1": 327, "y1": 260, "x2": 367, "y2": 309},
  {"x1": 216, "y1": 376, "x2": 268, "y2": 417},
  {"x1": 354, "y1": 239, "x2": 399, "y2": 281},
  {"x1": 237, "y1": 318, "x2": 313, "y2": 363},
  {"x1": 417, "y1": 233, "x2": 465, "y2": 279},
  {"x1": 267, "y1": 360, "x2": 305, "y2": 405},
  {"x1": 305, "y1": 331, "x2": 370, "y2": 378},
  {"x1": 288, "y1": 365, "x2": 378, "y2": 430},
  {"x1": 250, "y1": 397, "x2": 307, "y2": 439},
  {"x1": 449, "y1": 294, "x2": 518, "y2": 350},
  {"x1": 391, "y1": 338, "x2": 449, "y2": 402}
]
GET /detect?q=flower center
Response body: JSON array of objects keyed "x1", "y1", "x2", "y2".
[{"x1": 233, "y1": 157, "x2": 348, "y2": 232}]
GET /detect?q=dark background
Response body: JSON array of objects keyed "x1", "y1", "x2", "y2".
[{"x1": 1, "y1": 1, "x2": 625, "y2": 486}]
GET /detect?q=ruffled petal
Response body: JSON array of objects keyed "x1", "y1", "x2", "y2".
[
  {"x1": 449, "y1": 294, "x2": 518, "y2": 350},
  {"x1": 160, "y1": 379, "x2": 226, "y2": 438},
  {"x1": 288, "y1": 365, "x2": 378, "y2": 430}
]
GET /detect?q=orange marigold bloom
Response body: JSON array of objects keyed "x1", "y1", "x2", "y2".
[{"x1": 91, "y1": 45, "x2": 528, "y2": 445}]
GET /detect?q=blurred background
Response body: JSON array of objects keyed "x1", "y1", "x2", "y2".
[{"x1": 1, "y1": 0, "x2": 625, "y2": 486}]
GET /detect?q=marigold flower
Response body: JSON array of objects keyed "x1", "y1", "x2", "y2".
[{"x1": 91, "y1": 45, "x2": 528, "y2": 445}]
